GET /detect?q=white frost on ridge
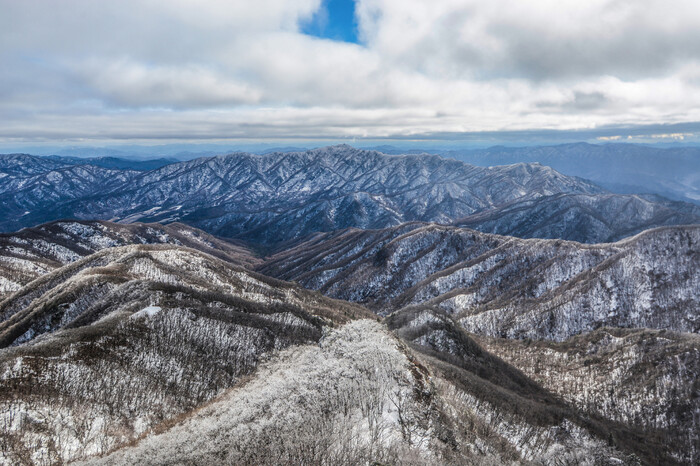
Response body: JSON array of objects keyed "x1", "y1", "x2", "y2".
[{"x1": 130, "y1": 305, "x2": 162, "y2": 320}]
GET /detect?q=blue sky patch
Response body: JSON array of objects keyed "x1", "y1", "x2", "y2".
[{"x1": 301, "y1": 0, "x2": 359, "y2": 44}]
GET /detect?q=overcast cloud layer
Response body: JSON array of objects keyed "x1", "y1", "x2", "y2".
[{"x1": 2, "y1": 0, "x2": 700, "y2": 142}]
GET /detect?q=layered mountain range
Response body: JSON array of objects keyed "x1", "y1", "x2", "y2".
[
  {"x1": 262, "y1": 223, "x2": 699, "y2": 340},
  {"x1": 0, "y1": 220, "x2": 258, "y2": 297},
  {"x1": 0, "y1": 229, "x2": 683, "y2": 465},
  {"x1": 2, "y1": 146, "x2": 698, "y2": 244},
  {"x1": 0, "y1": 219, "x2": 696, "y2": 464},
  {"x1": 0, "y1": 145, "x2": 698, "y2": 465},
  {"x1": 379, "y1": 143, "x2": 700, "y2": 204}
]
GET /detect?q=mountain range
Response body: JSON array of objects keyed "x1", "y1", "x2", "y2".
[
  {"x1": 0, "y1": 145, "x2": 698, "y2": 465},
  {"x1": 1, "y1": 223, "x2": 693, "y2": 464},
  {"x1": 2, "y1": 146, "x2": 699, "y2": 245},
  {"x1": 444, "y1": 143, "x2": 700, "y2": 205},
  {"x1": 261, "y1": 223, "x2": 699, "y2": 339},
  {"x1": 0, "y1": 218, "x2": 695, "y2": 463},
  {"x1": 373, "y1": 143, "x2": 700, "y2": 204}
]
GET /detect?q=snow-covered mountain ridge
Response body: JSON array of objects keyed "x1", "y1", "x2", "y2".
[
  {"x1": 0, "y1": 243, "x2": 372, "y2": 464},
  {"x1": 261, "y1": 223, "x2": 700, "y2": 341},
  {"x1": 86, "y1": 318, "x2": 645, "y2": 466},
  {"x1": 3, "y1": 145, "x2": 697, "y2": 244},
  {"x1": 1, "y1": 244, "x2": 655, "y2": 465},
  {"x1": 0, "y1": 220, "x2": 258, "y2": 298},
  {"x1": 0, "y1": 220, "x2": 696, "y2": 464}
]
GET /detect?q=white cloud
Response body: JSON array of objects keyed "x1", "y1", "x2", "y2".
[
  {"x1": 76, "y1": 58, "x2": 262, "y2": 107},
  {"x1": 357, "y1": 0, "x2": 700, "y2": 79},
  {"x1": 1, "y1": 0, "x2": 700, "y2": 141}
]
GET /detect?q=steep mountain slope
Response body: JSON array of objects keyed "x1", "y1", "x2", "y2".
[
  {"x1": 261, "y1": 223, "x2": 699, "y2": 340},
  {"x1": 454, "y1": 192, "x2": 700, "y2": 243},
  {"x1": 85, "y1": 317, "x2": 644, "y2": 466},
  {"x1": 3, "y1": 147, "x2": 698, "y2": 244},
  {"x1": 0, "y1": 147, "x2": 603, "y2": 241},
  {"x1": 0, "y1": 220, "x2": 258, "y2": 297},
  {"x1": 476, "y1": 328, "x2": 700, "y2": 464},
  {"x1": 0, "y1": 244, "x2": 372, "y2": 464},
  {"x1": 386, "y1": 307, "x2": 693, "y2": 465}
]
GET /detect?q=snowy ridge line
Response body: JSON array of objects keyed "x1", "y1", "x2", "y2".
[
  {"x1": 79, "y1": 319, "x2": 634, "y2": 466},
  {"x1": 262, "y1": 223, "x2": 700, "y2": 340},
  {"x1": 0, "y1": 243, "x2": 372, "y2": 350},
  {"x1": 0, "y1": 219, "x2": 260, "y2": 300},
  {"x1": 0, "y1": 145, "x2": 615, "y2": 244},
  {"x1": 0, "y1": 243, "x2": 376, "y2": 464}
]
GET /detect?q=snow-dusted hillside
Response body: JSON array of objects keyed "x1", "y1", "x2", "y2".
[
  {"x1": 85, "y1": 318, "x2": 639, "y2": 466},
  {"x1": 0, "y1": 223, "x2": 694, "y2": 464},
  {"x1": 262, "y1": 223, "x2": 700, "y2": 340},
  {"x1": 477, "y1": 328, "x2": 700, "y2": 464},
  {"x1": 454, "y1": 192, "x2": 700, "y2": 243},
  {"x1": 0, "y1": 220, "x2": 258, "y2": 298},
  {"x1": 3, "y1": 146, "x2": 697, "y2": 244},
  {"x1": 0, "y1": 244, "x2": 360, "y2": 349},
  {"x1": 0, "y1": 244, "x2": 371, "y2": 464}
]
